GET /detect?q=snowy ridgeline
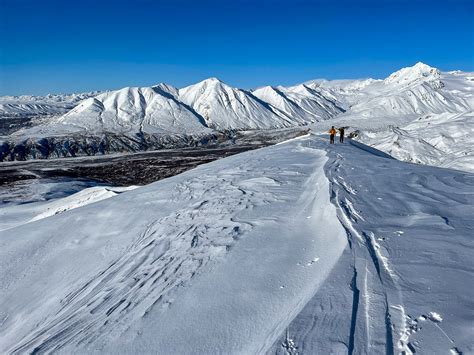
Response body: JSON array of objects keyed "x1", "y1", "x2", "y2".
[
  {"x1": 0, "y1": 92, "x2": 103, "y2": 118},
  {"x1": 1, "y1": 62, "x2": 474, "y2": 173},
  {"x1": 0, "y1": 135, "x2": 472, "y2": 354}
]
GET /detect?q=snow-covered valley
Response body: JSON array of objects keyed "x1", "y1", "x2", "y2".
[{"x1": 0, "y1": 135, "x2": 472, "y2": 354}]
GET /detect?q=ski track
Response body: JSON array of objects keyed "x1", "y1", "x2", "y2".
[
  {"x1": 1, "y1": 135, "x2": 473, "y2": 354},
  {"x1": 327, "y1": 153, "x2": 403, "y2": 354},
  {"x1": 323, "y1": 140, "x2": 472, "y2": 355},
  {"x1": 271, "y1": 136, "x2": 473, "y2": 355}
]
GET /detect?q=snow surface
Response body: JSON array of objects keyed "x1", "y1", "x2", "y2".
[
  {"x1": 356, "y1": 111, "x2": 474, "y2": 172},
  {"x1": 1, "y1": 135, "x2": 472, "y2": 354},
  {"x1": 0, "y1": 185, "x2": 137, "y2": 232}
]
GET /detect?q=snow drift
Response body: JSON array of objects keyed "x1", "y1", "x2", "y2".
[{"x1": 0, "y1": 135, "x2": 472, "y2": 354}]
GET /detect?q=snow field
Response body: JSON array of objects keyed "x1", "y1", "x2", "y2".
[
  {"x1": 0, "y1": 135, "x2": 347, "y2": 353},
  {"x1": 271, "y1": 135, "x2": 474, "y2": 354},
  {"x1": 2, "y1": 135, "x2": 472, "y2": 353}
]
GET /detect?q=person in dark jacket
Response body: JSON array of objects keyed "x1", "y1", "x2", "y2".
[{"x1": 338, "y1": 127, "x2": 345, "y2": 143}]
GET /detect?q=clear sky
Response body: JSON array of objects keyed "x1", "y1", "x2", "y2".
[{"x1": 1, "y1": 0, "x2": 473, "y2": 95}]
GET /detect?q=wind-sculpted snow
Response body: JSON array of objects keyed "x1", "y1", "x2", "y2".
[
  {"x1": 270, "y1": 136, "x2": 474, "y2": 354},
  {"x1": 5, "y1": 176, "x2": 256, "y2": 353},
  {"x1": 0, "y1": 136, "x2": 347, "y2": 353},
  {"x1": 0, "y1": 136, "x2": 472, "y2": 353},
  {"x1": 0, "y1": 185, "x2": 138, "y2": 232}
]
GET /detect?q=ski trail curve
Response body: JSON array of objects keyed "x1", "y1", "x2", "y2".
[
  {"x1": 326, "y1": 152, "x2": 405, "y2": 354},
  {"x1": 271, "y1": 135, "x2": 473, "y2": 354},
  {"x1": 321, "y1": 138, "x2": 472, "y2": 355}
]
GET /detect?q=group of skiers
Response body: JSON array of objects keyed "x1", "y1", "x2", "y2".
[{"x1": 329, "y1": 126, "x2": 345, "y2": 144}]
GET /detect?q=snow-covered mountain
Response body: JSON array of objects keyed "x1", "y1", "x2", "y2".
[
  {"x1": 1, "y1": 135, "x2": 472, "y2": 354},
  {"x1": 308, "y1": 62, "x2": 474, "y2": 172},
  {"x1": 57, "y1": 85, "x2": 208, "y2": 134},
  {"x1": 1, "y1": 62, "x2": 473, "y2": 172},
  {"x1": 354, "y1": 111, "x2": 474, "y2": 172},
  {"x1": 1, "y1": 65, "x2": 472, "y2": 353},
  {"x1": 252, "y1": 84, "x2": 344, "y2": 123},
  {"x1": 178, "y1": 78, "x2": 297, "y2": 129},
  {"x1": 310, "y1": 62, "x2": 473, "y2": 119}
]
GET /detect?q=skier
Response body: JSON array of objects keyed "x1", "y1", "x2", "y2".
[
  {"x1": 338, "y1": 127, "x2": 345, "y2": 143},
  {"x1": 329, "y1": 126, "x2": 336, "y2": 144}
]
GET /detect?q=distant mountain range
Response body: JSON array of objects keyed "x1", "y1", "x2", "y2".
[
  {"x1": 1, "y1": 62, "x2": 473, "y2": 171},
  {"x1": 0, "y1": 92, "x2": 103, "y2": 118}
]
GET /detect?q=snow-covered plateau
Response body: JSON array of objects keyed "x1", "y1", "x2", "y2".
[
  {"x1": 1, "y1": 62, "x2": 473, "y2": 173},
  {"x1": 0, "y1": 135, "x2": 472, "y2": 354}
]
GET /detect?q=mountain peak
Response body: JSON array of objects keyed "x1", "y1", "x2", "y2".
[
  {"x1": 385, "y1": 62, "x2": 440, "y2": 84},
  {"x1": 412, "y1": 61, "x2": 434, "y2": 69},
  {"x1": 206, "y1": 77, "x2": 221, "y2": 82},
  {"x1": 180, "y1": 77, "x2": 230, "y2": 93},
  {"x1": 198, "y1": 77, "x2": 224, "y2": 85}
]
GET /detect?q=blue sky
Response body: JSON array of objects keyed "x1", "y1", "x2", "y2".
[{"x1": 1, "y1": 0, "x2": 473, "y2": 95}]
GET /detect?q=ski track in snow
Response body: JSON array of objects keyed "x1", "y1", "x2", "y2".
[
  {"x1": 327, "y1": 149, "x2": 404, "y2": 354},
  {"x1": 271, "y1": 136, "x2": 474, "y2": 355},
  {"x1": 1, "y1": 135, "x2": 473, "y2": 354}
]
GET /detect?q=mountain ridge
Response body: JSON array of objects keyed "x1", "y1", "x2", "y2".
[{"x1": 1, "y1": 62, "x2": 473, "y2": 171}]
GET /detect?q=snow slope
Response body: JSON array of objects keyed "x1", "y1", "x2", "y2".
[
  {"x1": 271, "y1": 137, "x2": 473, "y2": 354},
  {"x1": 309, "y1": 63, "x2": 474, "y2": 172},
  {"x1": 0, "y1": 185, "x2": 137, "y2": 232},
  {"x1": 0, "y1": 135, "x2": 347, "y2": 353},
  {"x1": 356, "y1": 111, "x2": 474, "y2": 172},
  {"x1": 0, "y1": 135, "x2": 472, "y2": 354}
]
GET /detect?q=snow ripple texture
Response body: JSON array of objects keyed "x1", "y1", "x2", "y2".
[{"x1": 6, "y1": 171, "x2": 274, "y2": 353}]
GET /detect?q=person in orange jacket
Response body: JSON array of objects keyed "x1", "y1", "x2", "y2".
[{"x1": 329, "y1": 126, "x2": 336, "y2": 144}]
